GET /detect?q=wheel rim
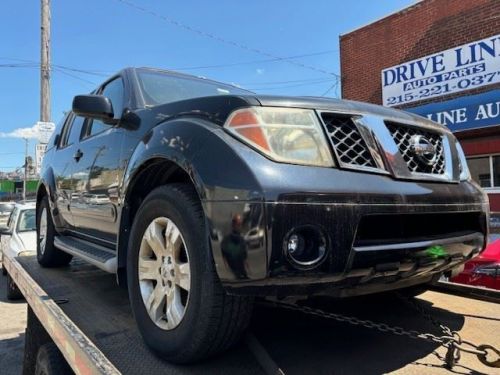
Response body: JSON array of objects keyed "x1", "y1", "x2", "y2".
[
  {"x1": 39, "y1": 208, "x2": 47, "y2": 255},
  {"x1": 138, "y1": 217, "x2": 191, "y2": 330}
]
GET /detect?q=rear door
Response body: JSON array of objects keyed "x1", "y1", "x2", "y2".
[
  {"x1": 70, "y1": 77, "x2": 125, "y2": 245},
  {"x1": 51, "y1": 113, "x2": 86, "y2": 231}
]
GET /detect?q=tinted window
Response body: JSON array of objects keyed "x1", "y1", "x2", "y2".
[
  {"x1": 87, "y1": 78, "x2": 124, "y2": 138},
  {"x1": 49, "y1": 113, "x2": 69, "y2": 149},
  {"x1": 137, "y1": 70, "x2": 252, "y2": 106},
  {"x1": 66, "y1": 116, "x2": 86, "y2": 146},
  {"x1": 59, "y1": 115, "x2": 73, "y2": 147},
  {"x1": 102, "y1": 78, "x2": 124, "y2": 118}
]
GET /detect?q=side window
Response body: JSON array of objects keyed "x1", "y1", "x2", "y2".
[
  {"x1": 58, "y1": 115, "x2": 73, "y2": 148},
  {"x1": 7, "y1": 208, "x2": 18, "y2": 232},
  {"x1": 86, "y1": 77, "x2": 124, "y2": 138},
  {"x1": 49, "y1": 113, "x2": 69, "y2": 149},
  {"x1": 60, "y1": 115, "x2": 85, "y2": 148}
]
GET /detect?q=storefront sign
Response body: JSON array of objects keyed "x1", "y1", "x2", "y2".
[
  {"x1": 382, "y1": 34, "x2": 500, "y2": 107},
  {"x1": 405, "y1": 89, "x2": 500, "y2": 132}
]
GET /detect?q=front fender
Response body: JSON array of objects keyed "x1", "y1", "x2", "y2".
[
  {"x1": 121, "y1": 118, "x2": 264, "y2": 201},
  {"x1": 37, "y1": 167, "x2": 63, "y2": 228},
  {"x1": 119, "y1": 118, "x2": 269, "y2": 281}
]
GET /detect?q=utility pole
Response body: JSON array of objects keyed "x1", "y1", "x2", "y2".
[
  {"x1": 23, "y1": 138, "x2": 28, "y2": 201},
  {"x1": 40, "y1": 0, "x2": 51, "y2": 123}
]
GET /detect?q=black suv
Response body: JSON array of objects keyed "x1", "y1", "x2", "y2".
[{"x1": 37, "y1": 67, "x2": 488, "y2": 363}]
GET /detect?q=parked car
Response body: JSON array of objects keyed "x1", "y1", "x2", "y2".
[
  {"x1": 36, "y1": 67, "x2": 488, "y2": 363},
  {"x1": 451, "y1": 238, "x2": 500, "y2": 290},
  {"x1": 0, "y1": 201, "x2": 37, "y2": 299},
  {"x1": 0, "y1": 201, "x2": 15, "y2": 227}
]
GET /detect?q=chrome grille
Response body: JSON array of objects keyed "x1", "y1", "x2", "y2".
[
  {"x1": 386, "y1": 122, "x2": 445, "y2": 174},
  {"x1": 321, "y1": 113, "x2": 376, "y2": 168}
]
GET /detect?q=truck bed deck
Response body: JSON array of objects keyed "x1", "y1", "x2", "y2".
[{"x1": 4, "y1": 254, "x2": 500, "y2": 374}]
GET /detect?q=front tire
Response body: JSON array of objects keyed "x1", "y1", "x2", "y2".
[
  {"x1": 37, "y1": 196, "x2": 72, "y2": 268},
  {"x1": 127, "y1": 184, "x2": 253, "y2": 363}
]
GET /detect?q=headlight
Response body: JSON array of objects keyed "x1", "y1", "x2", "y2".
[
  {"x1": 456, "y1": 141, "x2": 470, "y2": 181},
  {"x1": 224, "y1": 107, "x2": 334, "y2": 167}
]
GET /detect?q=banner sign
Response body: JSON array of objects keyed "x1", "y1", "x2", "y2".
[
  {"x1": 405, "y1": 89, "x2": 500, "y2": 132},
  {"x1": 382, "y1": 34, "x2": 500, "y2": 107}
]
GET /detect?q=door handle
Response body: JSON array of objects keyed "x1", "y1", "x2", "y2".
[{"x1": 73, "y1": 149, "x2": 83, "y2": 161}]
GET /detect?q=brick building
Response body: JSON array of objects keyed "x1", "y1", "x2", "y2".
[{"x1": 340, "y1": 0, "x2": 500, "y2": 210}]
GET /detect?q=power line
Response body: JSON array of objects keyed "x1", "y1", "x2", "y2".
[
  {"x1": 320, "y1": 81, "x2": 339, "y2": 97},
  {"x1": 247, "y1": 79, "x2": 336, "y2": 91},
  {"x1": 242, "y1": 77, "x2": 335, "y2": 87},
  {"x1": 0, "y1": 63, "x2": 38, "y2": 68},
  {"x1": 52, "y1": 67, "x2": 97, "y2": 86},
  {"x1": 0, "y1": 57, "x2": 112, "y2": 77},
  {"x1": 171, "y1": 50, "x2": 338, "y2": 71},
  {"x1": 53, "y1": 65, "x2": 111, "y2": 77},
  {"x1": 112, "y1": 0, "x2": 339, "y2": 79}
]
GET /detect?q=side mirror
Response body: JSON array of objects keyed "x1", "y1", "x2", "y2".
[{"x1": 72, "y1": 95, "x2": 116, "y2": 124}]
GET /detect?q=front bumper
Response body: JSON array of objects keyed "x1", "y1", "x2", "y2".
[{"x1": 206, "y1": 179, "x2": 488, "y2": 297}]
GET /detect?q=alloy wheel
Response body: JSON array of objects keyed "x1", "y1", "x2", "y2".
[
  {"x1": 138, "y1": 217, "x2": 191, "y2": 330},
  {"x1": 39, "y1": 208, "x2": 47, "y2": 255}
]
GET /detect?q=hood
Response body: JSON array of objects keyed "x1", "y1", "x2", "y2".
[
  {"x1": 17, "y1": 231, "x2": 37, "y2": 252},
  {"x1": 147, "y1": 94, "x2": 447, "y2": 134},
  {"x1": 253, "y1": 95, "x2": 448, "y2": 133}
]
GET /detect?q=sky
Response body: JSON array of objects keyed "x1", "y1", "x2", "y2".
[{"x1": 0, "y1": 0, "x2": 415, "y2": 172}]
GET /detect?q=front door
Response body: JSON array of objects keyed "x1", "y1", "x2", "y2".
[{"x1": 70, "y1": 77, "x2": 125, "y2": 246}]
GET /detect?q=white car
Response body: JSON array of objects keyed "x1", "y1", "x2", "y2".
[
  {"x1": 0, "y1": 201, "x2": 15, "y2": 227},
  {"x1": 0, "y1": 201, "x2": 36, "y2": 299}
]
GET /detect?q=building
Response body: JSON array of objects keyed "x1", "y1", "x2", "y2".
[
  {"x1": 35, "y1": 143, "x2": 47, "y2": 175},
  {"x1": 0, "y1": 179, "x2": 38, "y2": 200},
  {"x1": 340, "y1": 0, "x2": 500, "y2": 211}
]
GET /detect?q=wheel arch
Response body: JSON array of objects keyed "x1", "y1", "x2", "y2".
[
  {"x1": 117, "y1": 156, "x2": 205, "y2": 286},
  {"x1": 116, "y1": 118, "x2": 266, "y2": 286},
  {"x1": 36, "y1": 168, "x2": 59, "y2": 226}
]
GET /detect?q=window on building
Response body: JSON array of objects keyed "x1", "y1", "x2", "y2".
[{"x1": 467, "y1": 155, "x2": 500, "y2": 189}]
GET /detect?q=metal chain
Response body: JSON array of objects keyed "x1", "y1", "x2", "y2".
[
  {"x1": 395, "y1": 292, "x2": 500, "y2": 368},
  {"x1": 263, "y1": 299, "x2": 500, "y2": 369},
  {"x1": 395, "y1": 292, "x2": 453, "y2": 336}
]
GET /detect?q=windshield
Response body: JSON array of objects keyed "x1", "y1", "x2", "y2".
[
  {"x1": 137, "y1": 70, "x2": 252, "y2": 106},
  {"x1": 0, "y1": 203, "x2": 15, "y2": 213},
  {"x1": 17, "y1": 209, "x2": 36, "y2": 232}
]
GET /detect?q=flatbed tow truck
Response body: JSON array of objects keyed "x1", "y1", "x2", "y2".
[{"x1": 2, "y1": 247, "x2": 500, "y2": 375}]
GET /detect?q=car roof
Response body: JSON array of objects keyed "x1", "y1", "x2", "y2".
[{"x1": 14, "y1": 201, "x2": 36, "y2": 210}]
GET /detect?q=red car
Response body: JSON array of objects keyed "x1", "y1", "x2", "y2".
[{"x1": 451, "y1": 239, "x2": 500, "y2": 290}]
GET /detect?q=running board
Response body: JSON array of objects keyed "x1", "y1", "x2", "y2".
[{"x1": 54, "y1": 236, "x2": 117, "y2": 273}]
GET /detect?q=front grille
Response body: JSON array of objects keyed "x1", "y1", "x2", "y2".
[
  {"x1": 354, "y1": 211, "x2": 484, "y2": 247},
  {"x1": 321, "y1": 113, "x2": 376, "y2": 168},
  {"x1": 386, "y1": 122, "x2": 445, "y2": 174}
]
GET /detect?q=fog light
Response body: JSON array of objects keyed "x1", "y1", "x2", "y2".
[
  {"x1": 287, "y1": 234, "x2": 303, "y2": 255},
  {"x1": 284, "y1": 226, "x2": 327, "y2": 269}
]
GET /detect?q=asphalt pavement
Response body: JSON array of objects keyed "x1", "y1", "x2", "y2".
[
  {"x1": 0, "y1": 260, "x2": 498, "y2": 374},
  {"x1": 0, "y1": 264, "x2": 26, "y2": 375}
]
